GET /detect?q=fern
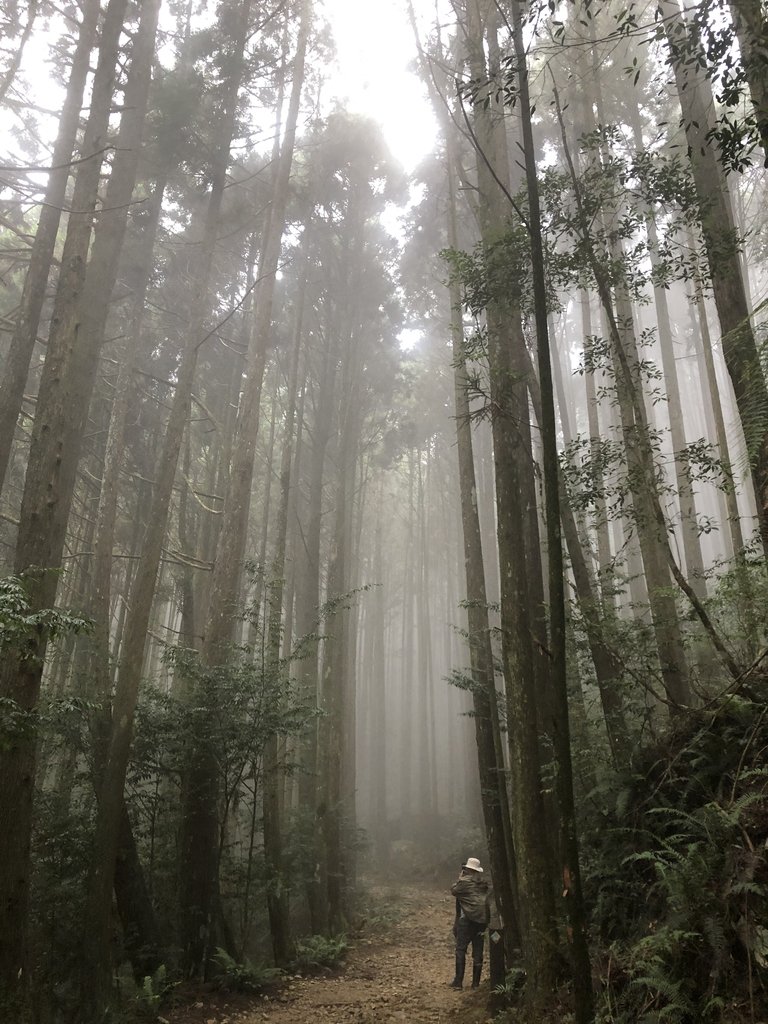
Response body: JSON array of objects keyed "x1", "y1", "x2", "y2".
[
  {"x1": 212, "y1": 948, "x2": 282, "y2": 993},
  {"x1": 587, "y1": 692, "x2": 768, "y2": 1022},
  {"x1": 291, "y1": 934, "x2": 348, "y2": 972},
  {"x1": 133, "y1": 965, "x2": 174, "y2": 1021}
]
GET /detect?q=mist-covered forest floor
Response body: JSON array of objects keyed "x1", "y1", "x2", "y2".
[{"x1": 166, "y1": 882, "x2": 493, "y2": 1024}]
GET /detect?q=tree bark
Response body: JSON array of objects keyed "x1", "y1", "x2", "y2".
[
  {"x1": 83, "y1": 173, "x2": 167, "y2": 999},
  {"x1": 0, "y1": 0, "x2": 100, "y2": 494},
  {"x1": 625, "y1": 104, "x2": 708, "y2": 596},
  {"x1": 564, "y1": 66, "x2": 692, "y2": 707},
  {"x1": 262, "y1": 259, "x2": 307, "y2": 966},
  {"x1": 580, "y1": 292, "x2": 615, "y2": 603},
  {"x1": 76, "y1": 0, "x2": 255, "y2": 987},
  {"x1": 369, "y1": 484, "x2": 388, "y2": 862},
  {"x1": 180, "y1": 1, "x2": 310, "y2": 974},
  {"x1": 646, "y1": 213, "x2": 707, "y2": 597},
  {"x1": 319, "y1": 331, "x2": 363, "y2": 936},
  {"x1": 728, "y1": 0, "x2": 768, "y2": 166},
  {"x1": 462, "y1": 0, "x2": 560, "y2": 1001},
  {"x1": 523, "y1": 347, "x2": 631, "y2": 768},
  {"x1": 295, "y1": 308, "x2": 338, "y2": 935},
  {"x1": 662, "y1": 0, "x2": 768, "y2": 555},
  {"x1": 447, "y1": 155, "x2": 521, "y2": 957},
  {"x1": 687, "y1": 264, "x2": 745, "y2": 555},
  {"x1": 0, "y1": 0, "x2": 134, "y2": 992},
  {"x1": 510, "y1": 4, "x2": 593, "y2": 1015},
  {"x1": 555, "y1": 85, "x2": 742, "y2": 688}
]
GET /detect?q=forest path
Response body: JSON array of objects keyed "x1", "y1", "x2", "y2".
[{"x1": 171, "y1": 882, "x2": 495, "y2": 1024}]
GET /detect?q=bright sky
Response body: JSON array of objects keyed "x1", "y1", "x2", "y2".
[
  {"x1": 319, "y1": 0, "x2": 439, "y2": 172},
  {"x1": 2, "y1": 1, "x2": 441, "y2": 172}
]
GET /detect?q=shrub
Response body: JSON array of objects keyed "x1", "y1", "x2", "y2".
[
  {"x1": 583, "y1": 694, "x2": 768, "y2": 1022},
  {"x1": 133, "y1": 965, "x2": 173, "y2": 1021},
  {"x1": 291, "y1": 934, "x2": 349, "y2": 973},
  {"x1": 211, "y1": 948, "x2": 283, "y2": 993}
]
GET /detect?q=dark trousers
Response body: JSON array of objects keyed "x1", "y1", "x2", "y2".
[{"x1": 454, "y1": 916, "x2": 485, "y2": 983}]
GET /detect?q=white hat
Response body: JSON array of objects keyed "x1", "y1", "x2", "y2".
[{"x1": 463, "y1": 857, "x2": 483, "y2": 873}]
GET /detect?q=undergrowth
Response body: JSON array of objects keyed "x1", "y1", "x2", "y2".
[
  {"x1": 211, "y1": 948, "x2": 283, "y2": 993},
  {"x1": 291, "y1": 934, "x2": 349, "y2": 973},
  {"x1": 583, "y1": 692, "x2": 768, "y2": 1023}
]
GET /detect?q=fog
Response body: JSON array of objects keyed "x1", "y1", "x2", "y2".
[{"x1": 0, "y1": 0, "x2": 766, "y2": 1018}]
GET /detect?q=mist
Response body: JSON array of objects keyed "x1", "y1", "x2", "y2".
[{"x1": 0, "y1": 0, "x2": 766, "y2": 1021}]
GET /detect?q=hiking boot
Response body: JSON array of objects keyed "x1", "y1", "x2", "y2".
[{"x1": 451, "y1": 950, "x2": 465, "y2": 989}]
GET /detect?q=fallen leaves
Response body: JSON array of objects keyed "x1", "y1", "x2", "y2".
[{"x1": 167, "y1": 882, "x2": 494, "y2": 1024}]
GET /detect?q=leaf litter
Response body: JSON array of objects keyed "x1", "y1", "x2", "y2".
[{"x1": 166, "y1": 883, "x2": 494, "y2": 1024}]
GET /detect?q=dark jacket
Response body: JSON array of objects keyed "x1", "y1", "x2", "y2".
[{"x1": 451, "y1": 871, "x2": 490, "y2": 925}]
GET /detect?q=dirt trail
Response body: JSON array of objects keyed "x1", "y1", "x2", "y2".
[{"x1": 170, "y1": 883, "x2": 495, "y2": 1024}]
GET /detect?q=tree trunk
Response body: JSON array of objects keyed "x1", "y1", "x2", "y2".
[
  {"x1": 0, "y1": 1, "x2": 40, "y2": 106},
  {"x1": 180, "y1": 1, "x2": 310, "y2": 974},
  {"x1": 510, "y1": 3, "x2": 594, "y2": 1015},
  {"x1": 319, "y1": 340, "x2": 363, "y2": 935},
  {"x1": 728, "y1": 0, "x2": 768, "y2": 166},
  {"x1": 79, "y1": 0, "x2": 254, "y2": 990},
  {"x1": 369, "y1": 485, "x2": 388, "y2": 862},
  {"x1": 564, "y1": 70, "x2": 692, "y2": 707},
  {"x1": 447, "y1": 155, "x2": 520, "y2": 957},
  {"x1": 262, "y1": 260, "x2": 306, "y2": 966},
  {"x1": 612, "y1": 274, "x2": 692, "y2": 706},
  {"x1": 686, "y1": 233, "x2": 746, "y2": 556},
  {"x1": 462, "y1": 0, "x2": 560, "y2": 1001},
  {"x1": 661, "y1": 0, "x2": 768, "y2": 554},
  {"x1": 295, "y1": 320, "x2": 338, "y2": 934},
  {"x1": 0, "y1": 0, "x2": 100, "y2": 494},
  {"x1": 0, "y1": 0, "x2": 135, "y2": 993},
  {"x1": 646, "y1": 213, "x2": 707, "y2": 596},
  {"x1": 580, "y1": 292, "x2": 615, "y2": 603},
  {"x1": 83, "y1": 173, "x2": 167, "y2": 998},
  {"x1": 555, "y1": 85, "x2": 742, "y2": 688},
  {"x1": 522, "y1": 347, "x2": 631, "y2": 767},
  {"x1": 626, "y1": 105, "x2": 708, "y2": 596}
]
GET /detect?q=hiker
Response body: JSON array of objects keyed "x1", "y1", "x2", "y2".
[{"x1": 449, "y1": 856, "x2": 490, "y2": 990}]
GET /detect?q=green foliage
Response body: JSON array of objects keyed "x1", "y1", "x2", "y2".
[
  {"x1": 27, "y1": 786, "x2": 95, "y2": 1017},
  {"x1": 493, "y1": 966, "x2": 526, "y2": 998},
  {"x1": 440, "y1": 223, "x2": 534, "y2": 319},
  {"x1": 536, "y1": 126, "x2": 725, "y2": 307},
  {"x1": 131, "y1": 965, "x2": 175, "y2": 1021},
  {"x1": 661, "y1": 0, "x2": 763, "y2": 172},
  {"x1": 139, "y1": 609, "x2": 319, "y2": 943},
  {"x1": 320, "y1": 582, "x2": 377, "y2": 619},
  {"x1": 291, "y1": 934, "x2": 349, "y2": 973},
  {"x1": 354, "y1": 886, "x2": 405, "y2": 930},
  {"x1": 160, "y1": 606, "x2": 317, "y2": 788},
  {"x1": 0, "y1": 575, "x2": 92, "y2": 749},
  {"x1": 0, "y1": 573, "x2": 91, "y2": 658},
  {"x1": 705, "y1": 556, "x2": 768, "y2": 664},
  {"x1": 583, "y1": 692, "x2": 768, "y2": 1022},
  {"x1": 211, "y1": 948, "x2": 282, "y2": 993}
]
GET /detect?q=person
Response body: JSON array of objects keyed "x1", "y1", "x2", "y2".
[{"x1": 449, "y1": 856, "x2": 490, "y2": 990}]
